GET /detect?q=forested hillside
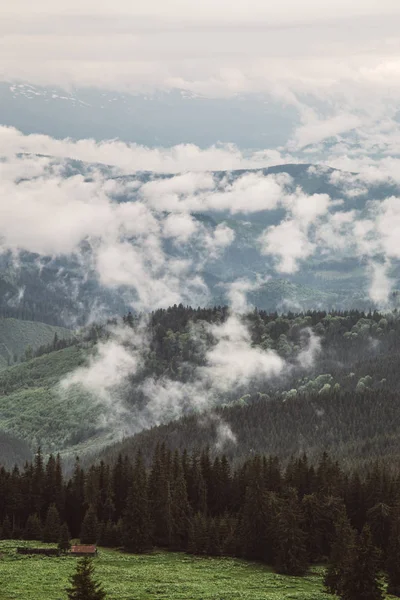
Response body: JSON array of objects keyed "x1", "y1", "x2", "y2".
[
  {"x1": 1, "y1": 305, "x2": 400, "y2": 469},
  {"x1": 2, "y1": 161, "x2": 400, "y2": 328},
  {"x1": 0, "y1": 446, "x2": 397, "y2": 597},
  {"x1": 0, "y1": 318, "x2": 73, "y2": 370}
]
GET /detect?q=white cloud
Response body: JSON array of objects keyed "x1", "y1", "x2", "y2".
[
  {"x1": 259, "y1": 220, "x2": 316, "y2": 273},
  {"x1": 0, "y1": 126, "x2": 290, "y2": 173},
  {"x1": 368, "y1": 260, "x2": 394, "y2": 305}
]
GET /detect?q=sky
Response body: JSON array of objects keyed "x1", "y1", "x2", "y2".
[{"x1": 2, "y1": 0, "x2": 400, "y2": 101}]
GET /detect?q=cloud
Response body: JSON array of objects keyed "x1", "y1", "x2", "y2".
[
  {"x1": 60, "y1": 323, "x2": 147, "y2": 433},
  {"x1": 291, "y1": 112, "x2": 363, "y2": 150},
  {"x1": 2, "y1": 126, "x2": 400, "y2": 310},
  {"x1": 259, "y1": 219, "x2": 316, "y2": 273},
  {"x1": 0, "y1": 126, "x2": 291, "y2": 173},
  {"x1": 297, "y1": 328, "x2": 321, "y2": 369},
  {"x1": 225, "y1": 276, "x2": 270, "y2": 313},
  {"x1": 368, "y1": 260, "x2": 394, "y2": 305},
  {"x1": 58, "y1": 308, "x2": 325, "y2": 446}
]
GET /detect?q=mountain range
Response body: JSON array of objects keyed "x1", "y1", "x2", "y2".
[{"x1": 1, "y1": 160, "x2": 399, "y2": 328}]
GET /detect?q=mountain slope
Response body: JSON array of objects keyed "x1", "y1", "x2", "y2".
[
  {"x1": 0, "y1": 305, "x2": 398, "y2": 467},
  {"x1": 1, "y1": 161, "x2": 398, "y2": 327},
  {"x1": 0, "y1": 83, "x2": 298, "y2": 148},
  {"x1": 0, "y1": 318, "x2": 73, "y2": 369}
]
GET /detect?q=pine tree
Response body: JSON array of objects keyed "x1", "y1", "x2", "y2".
[
  {"x1": 148, "y1": 445, "x2": 172, "y2": 547},
  {"x1": 2, "y1": 516, "x2": 11, "y2": 539},
  {"x1": 66, "y1": 557, "x2": 106, "y2": 600},
  {"x1": 122, "y1": 452, "x2": 152, "y2": 553},
  {"x1": 340, "y1": 525, "x2": 383, "y2": 600},
  {"x1": 188, "y1": 513, "x2": 209, "y2": 555},
  {"x1": 387, "y1": 509, "x2": 400, "y2": 597},
  {"x1": 274, "y1": 488, "x2": 308, "y2": 576},
  {"x1": 367, "y1": 502, "x2": 391, "y2": 563},
  {"x1": 239, "y1": 475, "x2": 270, "y2": 561},
  {"x1": 25, "y1": 514, "x2": 42, "y2": 541},
  {"x1": 66, "y1": 457, "x2": 86, "y2": 538},
  {"x1": 207, "y1": 518, "x2": 222, "y2": 556},
  {"x1": 80, "y1": 505, "x2": 99, "y2": 544},
  {"x1": 324, "y1": 512, "x2": 355, "y2": 595},
  {"x1": 98, "y1": 520, "x2": 119, "y2": 548},
  {"x1": 32, "y1": 447, "x2": 45, "y2": 517},
  {"x1": 42, "y1": 503, "x2": 61, "y2": 543},
  {"x1": 170, "y1": 452, "x2": 190, "y2": 550},
  {"x1": 58, "y1": 522, "x2": 71, "y2": 553}
]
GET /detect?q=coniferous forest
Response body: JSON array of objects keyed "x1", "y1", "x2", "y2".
[{"x1": 0, "y1": 445, "x2": 399, "y2": 598}]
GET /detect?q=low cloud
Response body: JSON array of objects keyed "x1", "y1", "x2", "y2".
[{"x1": 59, "y1": 311, "x2": 321, "y2": 446}]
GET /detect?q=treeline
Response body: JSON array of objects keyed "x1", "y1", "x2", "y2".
[
  {"x1": 0, "y1": 447, "x2": 399, "y2": 597},
  {"x1": 122, "y1": 304, "x2": 400, "y2": 390},
  {"x1": 100, "y1": 385, "x2": 400, "y2": 469}
]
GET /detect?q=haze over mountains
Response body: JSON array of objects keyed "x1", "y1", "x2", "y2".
[{"x1": 2, "y1": 0, "x2": 400, "y2": 471}]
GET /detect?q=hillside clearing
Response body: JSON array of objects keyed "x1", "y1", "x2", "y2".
[{"x1": 0, "y1": 541, "x2": 334, "y2": 600}]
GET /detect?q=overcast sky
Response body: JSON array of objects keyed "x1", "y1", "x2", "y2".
[{"x1": 1, "y1": 0, "x2": 400, "y2": 99}]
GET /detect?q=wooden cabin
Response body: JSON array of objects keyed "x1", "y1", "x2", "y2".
[{"x1": 70, "y1": 545, "x2": 97, "y2": 556}]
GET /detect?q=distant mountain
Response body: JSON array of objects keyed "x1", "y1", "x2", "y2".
[
  {"x1": 1, "y1": 160, "x2": 398, "y2": 326},
  {"x1": 0, "y1": 82, "x2": 298, "y2": 148}
]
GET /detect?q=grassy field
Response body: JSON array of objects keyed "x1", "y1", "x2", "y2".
[
  {"x1": 0, "y1": 318, "x2": 73, "y2": 370},
  {"x1": 0, "y1": 344, "x2": 118, "y2": 459},
  {"x1": 0, "y1": 541, "x2": 335, "y2": 600}
]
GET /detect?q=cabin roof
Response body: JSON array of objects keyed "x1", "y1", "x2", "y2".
[{"x1": 70, "y1": 545, "x2": 97, "y2": 554}]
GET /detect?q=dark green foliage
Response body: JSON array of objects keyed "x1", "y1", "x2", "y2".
[
  {"x1": 80, "y1": 505, "x2": 99, "y2": 545},
  {"x1": 148, "y1": 445, "x2": 172, "y2": 547},
  {"x1": 274, "y1": 489, "x2": 308, "y2": 576},
  {"x1": 170, "y1": 451, "x2": 190, "y2": 550},
  {"x1": 66, "y1": 557, "x2": 106, "y2": 600},
  {"x1": 239, "y1": 465, "x2": 273, "y2": 562},
  {"x1": 188, "y1": 513, "x2": 209, "y2": 555},
  {"x1": 42, "y1": 504, "x2": 61, "y2": 543},
  {"x1": 387, "y1": 508, "x2": 400, "y2": 596},
  {"x1": 339, "y1": 525, "x2": 383, "y2": 600},
  {"x1": 324, "y1": 512, "x2": 355, "y2": 595},
  {"x1": 98, "y1": 520, "x2": 119, "y2": 548},
  {"x1": 24, "y1": 514, "x2": 42, "y2": 541},
  {"x1": 2, "y1": 516, "x2": 11, "y2": 539},
  {"x1": 1, "y1": 443, "x2": 400, "y2": 585},
  {"x1": 122, "y1": 452, "x2": 152, "y2": 553},
  {"x1": 58, "y1": 522, "x2": 71, "y2": 553}
]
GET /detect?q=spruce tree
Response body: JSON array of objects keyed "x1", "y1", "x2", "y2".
[
  {"x1": 274, "y1": 488, "x2": 308, "y2": 576},
  {"x1": 80, "y1": 505, "x2": 99, "y2": 544},
  {"x1": 324, "y1": 512, "x2": 355, "y2": 595},
  {"x1": 207, "y1": 518, "x2": 222, "y2": 556},
  {"x1": 25, "y1": 514, "x2": 42, "y2": 541},
  {"x1": 2, "y1": 516, "x2": 11, "y2": 539},
  {"x1": 387, "y1": 509, "x2": 400, "y2": 597},
  {"x1": 58, "y1": 522, "x2": 71, "y2": 553},
  {"x1": 148, "y1": 445, "x2": 172, "y2": 547},
  {"x1": 340, "y1": 525, "x2": 383, "y2": 600},
  {"x1": 99, "y1": 520, "x2": 119, "y2": 548},
  {"x1": 188, "y1": 513, "x2": 209, "y2": 555},
  {"x1": 170, "y1": 452, "x2": 190, "y2": 550},
  {"x1": 42, "y1": 503, "x2": 61, "y2": 543},
  {"x1": 66, "y1": 557, "x2": 106, "y2": 600},
  {"x1": 122, "y1": 452, "x2": 152, "y2": 553}
]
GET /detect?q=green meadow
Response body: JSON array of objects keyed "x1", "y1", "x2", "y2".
[{"x1": 0, "y1": 541, "x2": 334, "y2": 600}]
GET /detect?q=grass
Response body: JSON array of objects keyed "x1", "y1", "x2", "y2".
[
  {"x1": 0, "y1": 541, "x2": 333, "y2": 600},
  {"x1": 0, "y1": 345, "x2": 111, "y2": 455},
  {"x1": 0, "y1": 318, "x2": 72, "y2": 370}
]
